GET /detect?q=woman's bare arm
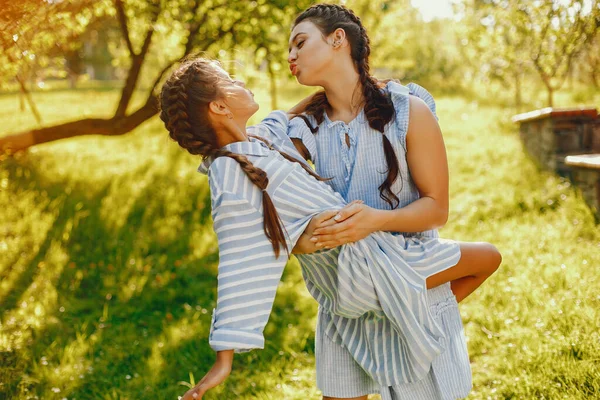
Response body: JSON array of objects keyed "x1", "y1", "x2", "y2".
[
  {"x1": 372, "y1": 95, "x2": 449, "y2": 232},
  {"x1": 310, "y1": 96, "x2": 449, "y2": 248}
]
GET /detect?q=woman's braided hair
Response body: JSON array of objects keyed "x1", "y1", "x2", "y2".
[
  {"x1": 159, "y1": 57, "x2": 327, "y2": 258},
  {"x1": 294, "y1": 4, "x2": 402, "y2": 208}
]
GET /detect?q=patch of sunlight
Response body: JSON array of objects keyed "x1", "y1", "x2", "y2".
[
  {"x1": 0, "y1": 239, "x2": 68, "y2": 351},
  {"x1": 100, "y1": 172, "x2": 152, "y2": 232},
  {"x1": 146, "y1": 315, "x2": 205, "y2": 383},
  {"x1": 189, "y1": 227, "x2": 217, "y2": 260},
  {"x1": 0, "y1": 189, "x2": 57, "y2": 302},
  {"x1": 146, "y1": 342, "x2": 166, "y2": 382},
  {"x1": 32, "y1": 324, "x2": 95, "y2": 396},
  {"x1": 119, "y1": 271, "x2": 149, "y2": 302},
  {"x1": 28, "y1": 124, "x2": 172, "y2": 192}
]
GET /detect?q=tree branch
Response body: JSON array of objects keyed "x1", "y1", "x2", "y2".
[{"x1": 115, "y1": 0, "x2": 135, "y2": 56}]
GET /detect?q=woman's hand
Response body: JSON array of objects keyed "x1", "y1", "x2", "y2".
[
  {"x1": 287, "y1": 91, "x2": 320, "y2": 117},
  {"x1": 311, "y1": 201, "x2": 378, "y2": 249},
  {"x1": 180, "y1": 351, "x2": 233, "y2": 400},
  {"x1": 292, "y1": 201, "x2": 363, "y2": 254},
  {"x1": 374, "y1": 77, "x2": 401, "y2": 88}
]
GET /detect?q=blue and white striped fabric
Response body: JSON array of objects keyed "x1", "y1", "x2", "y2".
[
  {"x1": 198, "y1": 108, "x2": 462, "y2": 382},
  {"x1": 289, "y1": 82, "x2": 472, "y2": 396}
]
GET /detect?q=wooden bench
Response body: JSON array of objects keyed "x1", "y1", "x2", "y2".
[{"x1": 565, "y1": 154, "x2": 600, "y2": 217}]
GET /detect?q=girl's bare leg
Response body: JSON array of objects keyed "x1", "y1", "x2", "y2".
[{"x1": 425, "y1": 242, "x2": 502, "y2": 302}]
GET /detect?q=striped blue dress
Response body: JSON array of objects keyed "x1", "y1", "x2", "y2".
[
  {"x1": 197, "y1": 92, "x2": 463, "y2": 390},
  {"x1": 288, "y1": 82, "x2": 472, "y2": 399}
]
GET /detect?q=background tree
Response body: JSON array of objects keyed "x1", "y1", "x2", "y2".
[
  {"x1": 459, "y1": 0, "x2": 532, "y2": 111},
  {"x1": 461, "y1": 0, "x2": 600, "y2": 108},
  {"x1": 0, "y1": 0, "x2": 312, "y2": 154}
]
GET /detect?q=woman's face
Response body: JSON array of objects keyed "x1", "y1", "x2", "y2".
[
  {"x1": 288, "y1": 20, "x2": 335, "y2": 86},
  {"x1": 214, "y1": 66, "x2": 259, "y2": 120}
]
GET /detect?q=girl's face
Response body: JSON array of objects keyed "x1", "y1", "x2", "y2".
[
  {"x1": 214, "y1": 66, "x2": 259, "y2": 120},
  {"x1": 288, "y1": 20, "x2": 336, "y2": 87}
]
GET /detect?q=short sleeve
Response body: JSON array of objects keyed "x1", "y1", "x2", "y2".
[
  {"x1": 386, "y1": 81, "x2": 439, "y2": 150},
  {"x1": 386, "y1": 82, "x2": 411, "y2": 149},
  {"x1": 406, "y1": 83, "x2": 438, "y2": 121},
  {"x1": 288, "y1": 116, "x2": 318, "y2": 162}
]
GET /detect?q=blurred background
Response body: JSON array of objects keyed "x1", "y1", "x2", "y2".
[{"x1": 1, "y1": 0, "x2": 599, "y2": 399}]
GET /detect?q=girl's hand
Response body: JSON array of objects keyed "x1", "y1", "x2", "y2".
[
  {"x1": 311, "y1": 201, "x2": 378, "y2": 248},
  {"x1": 293, "y1": 210, "x2": 337, "y2": 254},
  {"x1": 180, "y1": 352, "x2": 233, "y2": 400}
]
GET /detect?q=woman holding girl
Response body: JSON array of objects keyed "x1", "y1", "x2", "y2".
[
  {"x1": 284, "y1": 5, "x2": 502, "y2": 400},
  {"x1": 159, "y1": 34, "x2": 500, "y2": 400}
]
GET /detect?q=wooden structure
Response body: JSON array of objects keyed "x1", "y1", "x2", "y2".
[
  {"x1": 512, "y1": 107, "x2": 600, "y2": 175},
  {"x1": 513, "y1": 107, "x2": 600, "y2": 218},
  {"x1": 565, "y1": 154, "x2": 600, "y2": 217}
]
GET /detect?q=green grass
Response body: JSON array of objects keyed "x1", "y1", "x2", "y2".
[{"x1": 1, "y1": 80, "x2": 599, "y2": 400}]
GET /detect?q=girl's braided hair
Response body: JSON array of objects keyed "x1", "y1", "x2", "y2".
[{"x1": 159, "y1": 57, "x2": 328, "y2": 257}]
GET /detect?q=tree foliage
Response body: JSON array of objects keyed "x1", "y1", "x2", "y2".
[
  {"x1": 461, "y1": 0, "x2": 600, "y2": 107},
  {"x1": 0, "y1": 0, "x2": 312, "y2": 153}
]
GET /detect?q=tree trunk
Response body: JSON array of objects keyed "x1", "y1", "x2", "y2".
[
  {"x1": 0, "y1": 96, "x2": 158, "y2": 154},
  {"x1": 114, "y1": 54, "x2": 145, "y2": 118},
  {"x1": 16, "y1": 74, "x2": 42, "y2": 124},
  {"x1": 267, "y1": 57, "x2": 277, "y2": 110},
  {"x1": 227, "y1": 46, "x2": 236, "y2": 76},
  {"x1": 540, "y1": 76, "x2": 554, "y2": 108},
  {"x1": 591, "y1": 68, "x2": 599, "y2": 89}
]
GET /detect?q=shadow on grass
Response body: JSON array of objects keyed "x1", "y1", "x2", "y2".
[{"x1": 0, "y1": 152, "x2": 317, "y2": 400}]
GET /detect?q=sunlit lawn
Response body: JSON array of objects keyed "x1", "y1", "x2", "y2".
[{"x1": 1, "y1": 78, "x2": 599, "y2": 399}]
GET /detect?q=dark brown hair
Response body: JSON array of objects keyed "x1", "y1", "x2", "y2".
[
  {"x1": 293, "y1": 4, "x2": 401, "y2": 208},
  {"x1": 158, "y1": 57, "x2": 327, "y2": 258}
]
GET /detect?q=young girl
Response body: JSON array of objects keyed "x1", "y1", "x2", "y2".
[{"x1": 159, "y1": 58, "x2": 500, "y2": 400}]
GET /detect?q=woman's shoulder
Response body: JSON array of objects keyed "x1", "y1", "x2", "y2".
[{"x1": 385, "y1": 81, "x2": 438, "y2": 120}]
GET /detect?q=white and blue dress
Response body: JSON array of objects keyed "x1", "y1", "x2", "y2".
[
  {"x1": 288, "y1": 82, "x2": 472, "y2": 399},
  {"x1": 197, "y1": 83, "x2": 468, "y2": 398}
]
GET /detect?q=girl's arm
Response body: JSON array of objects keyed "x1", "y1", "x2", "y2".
[
  {"x1": 180, "y1": 350, "x2": 233, "y2": 400},
  {"x1": 247, "y1": 112, "x2": 314, "y2": 164},
  {"x1": 207, "y1": 187, "x2": 288, "y2": 353},
  {"x1": 310, "y1": 96, "x2": 449, "y2": 248},
  {"x1": 182, "y1": 160, "x2": 289, "y2": 398}
]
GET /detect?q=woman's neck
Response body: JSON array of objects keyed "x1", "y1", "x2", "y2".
[{"x1": 321, "y1": 64, "x2": 364, "y2": 122}]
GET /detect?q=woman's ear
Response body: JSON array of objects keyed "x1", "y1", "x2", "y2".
[{"x1": 330, "y1": 28, "x2": 347, "y2": 48}]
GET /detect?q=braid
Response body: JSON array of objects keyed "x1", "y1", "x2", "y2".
[
  {"x1": 216, "y1": 149, "x2": 289, "y2": 258},
  {"x1": 293, "y1": 4, "x2": 401, "y2": 208},
  {"x1": 158, "y1": 57, "x2": 290, "y2": 258},
  {"x1": 249, "y1": 135, "x2": 331, "y2": 182}
]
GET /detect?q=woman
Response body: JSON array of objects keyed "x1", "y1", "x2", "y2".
[
  {"x1": 158, "y1": 58, "x2": 500, "y2": 400},
  {"x1": 286, "y1": 4, "x2": 502, "y2": 400}
]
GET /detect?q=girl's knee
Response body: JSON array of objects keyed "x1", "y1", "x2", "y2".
[{"x1": 485, "y1": 243, "x2": 502, "y2": 274}]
